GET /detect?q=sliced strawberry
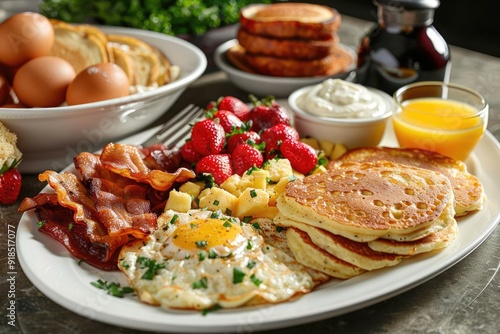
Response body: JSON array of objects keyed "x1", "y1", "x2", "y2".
[
  {"x1": 195, "y1": 154, "x2": 233, "y2": 185},
  {"x1": 217, "y1": 96, "x2": 250, "y2": 120},
  {"x1": 226, "y1": 130, "x2": 261, "y2": 153},
  {"x1": 247, "y1": 95, "x2": 291, "y2": 133},
  {"x1": 260, "y1": 123, "x2": 299, "y2": 158},
  {"x1": 212, "y1": 110, "x2": 244, "y2": 133},
  {"x1": 231, "y1": 143, "x2": 264, "y2": 176},
  {"x1": 280, "y1": 139, "x2": 318, "y2": 175},
  {"x1": 0, "y1": 167, "x2": 22, "y2": 205},
  {"x1": 180, "y1": 140, "x2": 204, "y2": 163},
  {"x1": 190, "y1": 119, "x2": 225, "y2": 156}
]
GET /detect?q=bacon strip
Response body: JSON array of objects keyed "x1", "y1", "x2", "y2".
[
  {"x1": 38, "y1": 170, "x2": 130, "y2": 262},
  {"x1": 74, "y1": 152, "x2": 157, "y2": 238},
  {"x1": 100, "y1": 143, "x2": 195, "y2": 191}
]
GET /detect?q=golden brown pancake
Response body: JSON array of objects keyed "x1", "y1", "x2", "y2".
[
  {"x1": 367, "y1": 219, "x2": 458, "y2": 256},
  {"x1": 286, "y1": 227, "x2": 365, "y2": 279},
  {"x1": 277, "y1": 160, "x2": 455, "y2": 242},
  {"x1": 330, "y1": 147, "x2": 486, "y2": 217},
  {"x1": 274, "y1": 214, "x2": 403, "y2": 271}
]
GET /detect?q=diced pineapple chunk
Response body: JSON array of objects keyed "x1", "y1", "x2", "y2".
[
  {"x1": 330, "y1": 143, "x2": 348, "y2": 160},
  {"x1": 178, "y1": 181, "x2": 203, "y2": 199},
  {"x1": 248, "y1": 169, "x2": 269, "y2": 190},
  {"x1": 319, "y1": 140, "x2": 335, "y2": 156},
  {"x1": 234, "y1": 188, "x2": 270, "y2": 219},
  {"x1": 263, "y1": 158, "x2": 293, "y2": 182},
  {"x1": 300, "y1": 137, "x2": 320, "y2": 150},
  {"x1": 165, "y1": 189, "x2": 192, "y2": 213},
  {"x1": 198, "y1": 187, "x2": 237, "y2": 214},
  {"x1": 220, "y1": 174, "x2": 242, "y2": 196}
]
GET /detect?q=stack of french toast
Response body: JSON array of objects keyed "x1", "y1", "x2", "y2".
[{"x1": 227, "y1": 2, "x2": 354, "y2": 77}]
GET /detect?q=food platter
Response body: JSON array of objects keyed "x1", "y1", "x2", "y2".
[{"x1": 16, "y1": 123, "x2": 500, "y2": 333}]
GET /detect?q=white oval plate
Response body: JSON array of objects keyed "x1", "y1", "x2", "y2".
[{"x1": 17, "y1": 124, "x2": 500, "y2": 333}]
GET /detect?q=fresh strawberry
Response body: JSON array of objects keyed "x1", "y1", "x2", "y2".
[
  {"x1": 280, "y1": 139, "x2": 318, "y2": 175},
  {"x1": 190, "y1": 119, "x2": 225, "y2": 156},
  {"x1": 212, "y1": 110, "x2": 244, "y2": 133},
  {"x1": 180, "y1": 140, "x2": 203, "y2": 163},
  {"x1": 231, "y1": 143, "x2": 264, "y2": 176},
  {"x1": 0, "y1": 167, "x2": 21, "y2": 205},
  {"x1": 217, "y1": 96, "x2": 250, "y2": 120},
  {"x1": 195, "y1": 154, "x2": 233, "y2": 185},
  {"x1": 247, "y1": 95, "x2": 290, "y2": 132},
  {"x1": 226, "y1": 130, "x2": 261, "y2": 153},
  {"x1": 260, "y1": 123, "x2": 299, "y2": 158}
]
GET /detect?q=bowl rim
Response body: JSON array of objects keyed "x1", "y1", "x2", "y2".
[
  {"x1": 0, "y1": 26, "x2": 207, "y2": 118},
  {"x1": 288, "y1": 84, "x2": 394, "y2": 124},
  {"x1": 213, "y1": 39, "x2": 357, "y2": 84}
]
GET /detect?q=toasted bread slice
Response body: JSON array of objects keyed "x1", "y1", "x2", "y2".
[
  {"x1": 49, "y1": 19, "x2": 109, "y2": 74},
  {"x1": 107, "y1": 34, "x2": 174, "y2": 86},
  {"x1": 330, "y1": 147, "x2": 486, "y2": 217},
  {"x1": 241, "y1": 45, "x2": 353, "y2": 77},
  {"x1": 237, "y1": 28, "x2": 339, "y2": 60},
  {"x1": 240, "y1": 3, "x2": 341, "y2": 39},
  {"x1": 109, "y1": 46, "x2": 136, "y2": 85}
]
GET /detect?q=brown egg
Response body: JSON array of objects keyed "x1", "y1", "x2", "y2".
[
  {"x1": 0, "y1": 12, "x2": 55, "y2": 67},
  {"x1": 0, "y1": 74, "x2": 10, "y2": 105},
  {"x1": 13, "y1": 56, "x2": 76, "y2": 107},
  {"x1": 66, "y1": 63, "x2": 130, "y2": 106}
]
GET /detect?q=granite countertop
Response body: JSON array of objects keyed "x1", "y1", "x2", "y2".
[{"x1": 1, "y1": 15, "x2": 499, "y2": 334}]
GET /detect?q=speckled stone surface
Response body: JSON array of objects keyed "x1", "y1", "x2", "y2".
[{"x1": 1, "y1": 16, "x2": 499, "y2": 334}]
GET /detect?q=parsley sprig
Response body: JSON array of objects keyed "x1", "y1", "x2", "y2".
[{"x1": 90, "y1": 279, "x2": 134, "y2": 298}]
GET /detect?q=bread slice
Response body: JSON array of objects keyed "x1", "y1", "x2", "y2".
[
  {"x1": 237, "y1": 28, "x2": 339, "y2": 60},
  {"x1": 240, "y1": 45, "x2": 354, "y2": 77},
  {"x1": 240, "y1": 3, "x2": 341, "y2": 39},
  {"x1": 330, "y1": 147, "x2": 486, "y2": 217},
  {"x1": 49, "y1": 19, "x2": 110, "y2": 75}
]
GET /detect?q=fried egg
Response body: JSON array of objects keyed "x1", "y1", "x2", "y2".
[{"x1": 118, "y1": 209, "x2": 328, "y2": 310}]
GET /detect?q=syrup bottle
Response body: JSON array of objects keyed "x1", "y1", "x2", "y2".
[{"x1": 356, "y1": 0, "x2": 451, "y2": 95}]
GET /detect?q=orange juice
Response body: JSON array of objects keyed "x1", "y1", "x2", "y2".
[{"x1": 392, "y1": 97, "x2": 486, "y2": 160}]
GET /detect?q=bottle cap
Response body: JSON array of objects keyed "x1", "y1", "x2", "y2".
[{"x1": 376, "y1": 0, "x2": 440, "y2": 27}]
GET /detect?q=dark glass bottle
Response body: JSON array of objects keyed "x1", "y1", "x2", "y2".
[{"x1": 356, "y1": 0, "x2": 451, "y2": 95}]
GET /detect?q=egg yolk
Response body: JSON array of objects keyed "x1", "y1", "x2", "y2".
[{"x1": 172, "y1": 218, "x2": 244, "y2": 252}]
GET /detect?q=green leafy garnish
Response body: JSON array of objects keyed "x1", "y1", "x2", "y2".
[
  {"x1": 137, "y1": 257, "x2": 165, "y2": 280},
  {"x1": 90, "y1": 279, "x2": 134, "y2": 298},
  {"x1": 233, "y1": 267, "x2": 245, "y2": 284}
]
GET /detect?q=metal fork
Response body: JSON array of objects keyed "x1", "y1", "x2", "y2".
[{"x1": 140, "y1": 104, "x2": 204, "y2": 148}]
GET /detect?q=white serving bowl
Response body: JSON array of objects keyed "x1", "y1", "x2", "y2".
[
  {"x1": 288, "y1": 84, "x2": 394, "y2": 149},
  {"x1": 214, "y1": 39, "x2": 356, "y2": 98},
  {"x1": 0, "y1": 26, "x2": 207, "y2": 173}
]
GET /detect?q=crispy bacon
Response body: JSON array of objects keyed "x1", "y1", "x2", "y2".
[
  {"x1": 19, "y1": 143, "x2": 196, "y2": 270},
  {"x1": 74, "y1": 152, "x2": 157, "y2": 238},
  {"x1": 100, "y1": 143, "x2": 195, "y2": 191},
  {"x1": 19, "y1": 194, "x2": 121, "y2": 271},
  {"x1": 37, "y1": 171, "x2": 130, "y2": 262},
  {"x1": 141, "y1": 143, "x2": 184, "y2": 172}
]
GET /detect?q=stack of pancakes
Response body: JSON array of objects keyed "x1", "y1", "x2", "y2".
[
  {"x1": 227, "y1": 3, "x2": 353, "y2": 77},
  {"x1": 274, "y1": 149, "x2": 485, "y2": 279}
]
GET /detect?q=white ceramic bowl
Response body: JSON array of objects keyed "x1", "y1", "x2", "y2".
[
  {"x1": 0, "y1": 26, "x2": 207, "y2": 173},
  {"x1": 213, "y1": 39, "x2": 356, "y2": 98},
  {"x1": 288, "y1": 84, "x2": 394, "y2": 149}
]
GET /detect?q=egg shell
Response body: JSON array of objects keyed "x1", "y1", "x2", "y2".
[
  {"x1": 13, "y1": 56, "x2": 76, "y2": 107},
  {"x1": 0, "y1": 12, "x2": 54, "y2": 67},
  {"x1": 66, "y1": 63, "x2": 130, "y2": 106}
]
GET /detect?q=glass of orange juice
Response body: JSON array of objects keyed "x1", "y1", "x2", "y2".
[{"x1": 392, "y1": 81, "x2": 488, "y2": 161}]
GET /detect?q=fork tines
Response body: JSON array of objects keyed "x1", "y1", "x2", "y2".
[{"x1": 141, "y1": 104, "x2": 204, "y2": 148}]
